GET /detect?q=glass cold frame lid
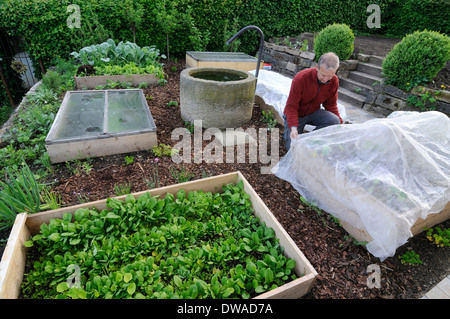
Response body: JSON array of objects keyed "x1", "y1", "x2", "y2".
[
  {"x1": 51, "y1": 91, "x2": 105, "y2": 140},
  {"x1": 107, "y1": 90, "x2": 153, "y2": 133},
  {"x1": 47, "y1": 90, "x2": 155, "y2": 142}
]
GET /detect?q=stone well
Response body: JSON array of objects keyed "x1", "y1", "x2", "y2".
[{"x1": 180, "y1": 67, "x2": 256, "y2": 128}]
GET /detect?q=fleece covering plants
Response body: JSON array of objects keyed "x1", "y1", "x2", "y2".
[{"x1": 21, "y1": 181, "x2": 298, "y2": 299}]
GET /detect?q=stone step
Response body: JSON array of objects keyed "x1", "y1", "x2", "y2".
[
  {"x1": 338, "y1": 87, "x2": 366, "y2": 108},
  {"x1": 338, "y1": 99, "x2": 381, "y2": 124},
  {"x1": 369, "y1": 55, "x2": 385, "y2": 67},
  {"x1": 356, "y1": 53, "x2": 384, "y2": 67},
  {"x1": 357, "y1": 62, "x2": 383, "y2": 77},
  {"x1": 339, "y1": 77, "x2": 373, "y2": 96},
  {"x1": 348, "y1": 70, "x2": 382, "y2": 86}
]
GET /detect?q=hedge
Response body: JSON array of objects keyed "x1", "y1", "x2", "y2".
[
  {"x1": 0, "y1": 0, "x2": 448, "y2": 75},
  {"x1": 385, "y1": 0, "x2": 450, "y2": 37}
]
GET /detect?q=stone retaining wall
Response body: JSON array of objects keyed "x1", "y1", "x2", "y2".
[
  {"x1": 262, "y1": 41, "x2": 358, "y2": 79},
  {"x1": 366, "y1": 83, "x2": 450, "y2": 117},
  {"x1": 261, "y1": 41, "x2": 450, "y2": 117}
]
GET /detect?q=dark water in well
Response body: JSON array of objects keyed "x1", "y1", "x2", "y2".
[{"x1": 191, "y1": 71, "x2": 246, "y2": 82}]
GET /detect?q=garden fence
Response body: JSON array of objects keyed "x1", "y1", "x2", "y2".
[{"x1": 0, "y1": 29, "x2": 42, "y2": 108}]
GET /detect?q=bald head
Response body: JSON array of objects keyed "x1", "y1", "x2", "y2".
[{"x1": 317, "y1": 52, "x2": 340, "y2": 71}]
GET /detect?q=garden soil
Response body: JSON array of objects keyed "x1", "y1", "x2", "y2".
[{"x1": 1, "y1": 35, "x2": 449, "y2": 299}]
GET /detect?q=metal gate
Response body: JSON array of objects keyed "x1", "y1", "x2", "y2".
[{"x1": 0, "y1": 29, "x2": 41, "y2": 108}]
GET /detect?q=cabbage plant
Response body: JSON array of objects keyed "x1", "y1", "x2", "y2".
[{"x1": 70, "y1": 39, "x2": 165, "y2": 69}]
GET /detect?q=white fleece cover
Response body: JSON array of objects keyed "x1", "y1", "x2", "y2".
[{"x1": 272, "y1": 111, "x2": 450, "y2": 260}]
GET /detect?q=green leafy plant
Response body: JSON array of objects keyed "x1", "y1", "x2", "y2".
[
  {"x1": 426, "y1": 227, "x2": 450, "y2": 248},
  {"x1": 21, "y1": 181, "x2": 299, "y2": 299},
  {"x1": 382, "y1": 30, "x2": 450, "y2": 90},
  {"x1": 294, "y1": 39, "x2": 309, "y2": 51},
  {"x1": 0, "y1": 67, "x2": 66, "y2": 175},
  {"x1": 94, "y1": 62, "x2": 164, "y2": 79},
  {"x1": 406, "y1": 87, "x2": 439, "y2": 111},
  {"x1": 399, "y1": 250, "x2": 422, "y2": 266},
  {"x1": 314, "y1": 23, "x2": 355, "y2": 61},
  {"x1": 152, "y1": 143, "x2": 177, "y2": 157},
  {"x1": 138, "y1": 82, "x2": 149, "y2": 89},
  {"x1": 70, "y1": 39, "x2": 165, "y2": 68},
  {"x1": 40, "y1": 70, "x2": 64, "y2": 94},
  {"x1": 184, "y1": 121, "x2": 195, "y2": 134},
  {"x1": 261, "y1": 110, "x2": 277, "y2": 130},
  {"x1": 158, "y1": 78, "x2": 168, "y2": 86},
  {"x1": 65, "y1": 159, "x2": 93, "y2": 176},
  {"x1": 167, "y1": 100, "x2": 178, "y2": 107},
  {"x1": 123, "y1": 156, "x2": 134, "y2": 166},
  {"x1": 105, "y1": 79, "x2": 120, "y2": 89}
]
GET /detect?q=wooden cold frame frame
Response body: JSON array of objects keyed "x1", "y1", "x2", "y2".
[{"x1": 45, "y1": 89, "x2": 157, "y2": 163}]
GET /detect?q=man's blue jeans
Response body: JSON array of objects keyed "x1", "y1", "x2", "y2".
[{"x1": 283, "y1": 109, "x2": 340, "y2": 151}]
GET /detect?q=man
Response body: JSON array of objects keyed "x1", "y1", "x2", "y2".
[{"x1": 283, "y1": 52, "x2": 342, "y2": 150}]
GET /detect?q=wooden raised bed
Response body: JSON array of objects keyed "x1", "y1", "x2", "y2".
[
  {"x1": 75, "y1": 74, "x2": 158, "y2": 90},
  {"x1": 0, "y1": 171, "x2": 317, "y2": 299},
  {"x1": 341, "y1": 202, "x2": 450, "y2": 244}
]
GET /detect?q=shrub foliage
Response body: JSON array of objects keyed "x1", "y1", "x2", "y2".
[
  {"x1": 2, "y1": 0, "x2": 447, "y2": 72},
  {"x1": 382, "y1": 30, "x2": 450, "y2": 90},
  {"x1": 313, "y1": 23, "x2": 355, "y2": 61}
]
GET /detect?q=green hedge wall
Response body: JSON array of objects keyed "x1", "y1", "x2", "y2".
[
  {"x1": 385, "y1": 0, "x2": 450, "y2": 37},
  {"x1": 0, "y1": 0, "x2": 448, "y2": 74}
]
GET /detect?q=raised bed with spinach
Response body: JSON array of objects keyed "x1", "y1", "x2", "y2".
[{"x1": 22, "y1": 181, "x2": 298, "y2": 299}]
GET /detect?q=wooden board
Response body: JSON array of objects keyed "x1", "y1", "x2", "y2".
[
  {"x1": 0, "y1": 171, "x2": 317, "y2": 299},
  {"x1": 75, "y1": 74, "x2": 158, "y2": 90},
  {"x1": 186, "y1": 54, "x2": 264, "y2": 72},
  {"x1": 0, "y1": 213, "x2": 29, "y2": 299},
  {"x1": 342, "y1": 202, "x2": 450, "y2": 243}
]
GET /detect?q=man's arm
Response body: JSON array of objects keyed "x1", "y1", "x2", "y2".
[
  {"x1": 322, "y1": 80, "x2": 343, "y2": 123},
  {"x1": 284, "y1": 76, "x2": 303, "y2": 128}
]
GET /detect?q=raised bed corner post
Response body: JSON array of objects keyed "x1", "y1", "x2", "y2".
[{"x1": 226, "y1": 25, "x2": 264, "y2": 87}]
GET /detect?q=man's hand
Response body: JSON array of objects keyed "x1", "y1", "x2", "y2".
[{"x1": 290, "y1": 127, "x2": 298, "y2": 140}]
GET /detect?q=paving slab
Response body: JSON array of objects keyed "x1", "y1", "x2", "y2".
[
  {"x1": 422, "y1": 276, "x2": 450, "y2": 299},
  {"x1": 215, "y1": 130, "x2": 257, "y2": 147}
]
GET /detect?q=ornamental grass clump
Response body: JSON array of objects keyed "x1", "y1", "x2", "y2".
[
  {"x1": 382, "y1": 30, "x2": 450, "y2": 90},
  {"x1": 21, "y1": 181, "x2": 299, "y2": 299},
  {"x1": 314, "y1": 23, "x2": 355, "y2": 61}
]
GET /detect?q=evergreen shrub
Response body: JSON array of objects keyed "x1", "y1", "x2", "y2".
[
  {"x1": 313, "y1": 24, "x2": 355, "y2": 61},
  {"x1": 382, "y1": 30, "x2": 450, "y2": 90}
]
